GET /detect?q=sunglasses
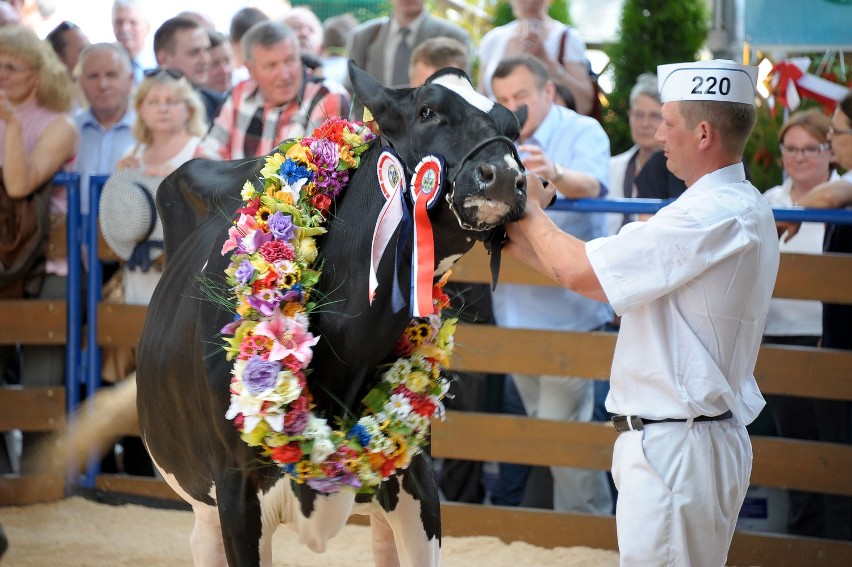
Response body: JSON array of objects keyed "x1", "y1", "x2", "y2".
[{"x1": 143, "y1": 67, "x2": 185, "y2": 80}]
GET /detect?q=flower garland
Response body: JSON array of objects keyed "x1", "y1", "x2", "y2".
[{"x1": 220, "y1": 117, "x2": 457, "y2": 494}]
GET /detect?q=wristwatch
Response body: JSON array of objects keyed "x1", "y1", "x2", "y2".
[{"x1": 552, "y1": 163, "x2": 564, "y2": 183}]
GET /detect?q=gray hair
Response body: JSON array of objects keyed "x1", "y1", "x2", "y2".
[
  {"x1": 242, "y1": 21, "x2": 298, "y2": 64},
  {"x1": 75, "y1": 41, "x2": 132, "y2": 78},
  {"x1": 629, "y1": 73, "x2": 661, "y2": 108}
]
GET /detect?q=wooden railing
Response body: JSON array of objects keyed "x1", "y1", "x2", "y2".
[{"x1": 2, "y1": 202, "x2": 852, "y2": 565}]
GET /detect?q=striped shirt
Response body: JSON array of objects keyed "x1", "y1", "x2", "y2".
[{"x1": 196, "y1": 74, "x2": 351, "y2": 160}]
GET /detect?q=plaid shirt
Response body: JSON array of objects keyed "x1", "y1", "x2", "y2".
[{"x1": 196, "y1": 74, "x2": 351, "y2": 160}]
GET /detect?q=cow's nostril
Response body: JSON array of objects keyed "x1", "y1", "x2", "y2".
[{"x1": 477, "y1": 163, "x2": 496, "y2": 185}]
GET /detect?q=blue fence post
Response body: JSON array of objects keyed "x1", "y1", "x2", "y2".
[{"x1": 82, "y1": 175, "x2": 109, "y2": 488}]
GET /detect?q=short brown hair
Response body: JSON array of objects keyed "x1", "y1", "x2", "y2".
[
  {"x1": 410, "y1": 37, "x2": 469, "y2": 75},
  {"x1": 779, "y1": 109, "x2": 831, "y2": 145},
  {"x1": 679, "y1": 100, "x2": 757, "y2": 156}
]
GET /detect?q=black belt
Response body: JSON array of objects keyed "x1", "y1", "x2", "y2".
[{"x1": 611, "y1": 410, "x2": 733, "y2": 433}]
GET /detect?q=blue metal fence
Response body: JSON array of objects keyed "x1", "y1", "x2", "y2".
[{"x1": 55, "y1": 172, "x2": 852, "y2": 488}]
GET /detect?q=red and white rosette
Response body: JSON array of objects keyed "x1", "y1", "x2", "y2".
[
  {"x1": 369, "y1": 149, "x2": 407, "y2": 303},
  {"x1": 409, "y1": 155, "x2": 444, "y2": 317},
  {"x1": 769, "y1": 58, "x2": 847, "y2": 114}
]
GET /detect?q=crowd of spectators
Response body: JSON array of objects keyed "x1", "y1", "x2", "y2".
[{"x1": 0, "y1": 0, "x2": 850, "y2": 545}]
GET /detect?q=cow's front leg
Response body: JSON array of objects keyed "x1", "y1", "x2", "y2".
[
  {"x1": 215, "y1": 469, "x2": 266, "y2": 567},
  {"x1": 370, "y1": 510, "x2": 401, "y2": 567},
  {"x1": 190, "y1": 502, "x2": 227, "y2": 567},
  {"x1": 294, "y1": 486, "x2": 356, "y2": 553},
  {"x1": 379, "y1": 454, "x2": 441, "y2": 567}
]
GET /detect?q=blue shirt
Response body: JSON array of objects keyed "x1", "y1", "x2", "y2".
[
  {"x1": 74, "y1": 107, "x2": 136, "y2": 213},
  {"x1": 492, "y1": 104, "x2": 613, "y2": 332}
]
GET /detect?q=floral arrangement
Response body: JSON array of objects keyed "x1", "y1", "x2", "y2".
[{"x1": 220, "y1": 117, "x2": 456, "y2": 494}]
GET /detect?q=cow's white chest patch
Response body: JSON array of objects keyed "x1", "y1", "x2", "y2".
[{"x1": 435, "y1": 254, "x2": 462, "y2": 277}]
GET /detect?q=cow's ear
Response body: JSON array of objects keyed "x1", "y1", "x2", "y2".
[{"x1": 349, "y1": 61, "x2": 392, "y2": 123}]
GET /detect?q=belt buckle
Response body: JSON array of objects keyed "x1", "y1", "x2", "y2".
[{"x1": 612, "y1": 415, "x2": 643, "y2": 432}]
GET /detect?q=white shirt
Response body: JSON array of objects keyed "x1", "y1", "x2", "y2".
[
  {"x1": 587, "y1": 164, "x2": 780, "y2": 425},
  {"x1": 477, "y1": 20, "x2": 586, "y2": 99},
  {"x1": 761, "y1": 174, "x2": 837, "y2": 336}
]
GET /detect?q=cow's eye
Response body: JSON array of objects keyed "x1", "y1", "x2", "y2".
[{"x1": 418, "y1": 106, "x2": 435, "y2": 121}]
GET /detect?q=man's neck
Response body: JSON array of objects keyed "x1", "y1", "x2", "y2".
[
  {"x1": 93, "y1": 105, "x2": 128, "y2": 130},
  {"x1": 394, "y1": 9, "x2": 423, "y2": 28}
]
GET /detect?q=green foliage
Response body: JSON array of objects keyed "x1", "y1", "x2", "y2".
[
  {"x1": 744, "y1": 100, "x2": 785, "y2": 192},
  {"x1": 289, "y1": 0, "x2": 390, "y2": 23},
  {"x1": 604, "y1": 0, "x2": 709, "y2": 154},
  {"x1": 492, "y1": 0, "x2": 572, "y2": 26}
]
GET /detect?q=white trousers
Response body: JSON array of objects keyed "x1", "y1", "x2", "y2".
[
  {"x1": 611, "y1": 420, "x2": 751, "y2": 567},
  {"x1": 513, "y1": 374, "x2": 613, "y2": 514}
]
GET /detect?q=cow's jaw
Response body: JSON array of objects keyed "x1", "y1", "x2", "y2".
[{"x1": 462, "y1": 197, "x2": 512, "y2": 226}]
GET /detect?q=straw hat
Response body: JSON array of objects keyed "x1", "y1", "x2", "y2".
[{"x1": 99, "y1": 168, "x2": 164, "y2": 269}]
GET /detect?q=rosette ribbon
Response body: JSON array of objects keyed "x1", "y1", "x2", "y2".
[
  {"x1": 370, "y1": 148, "x2": 408, "y2": 309},
  {"x1": 409, "y1": 155, "x2": 445, "y2": 317}
]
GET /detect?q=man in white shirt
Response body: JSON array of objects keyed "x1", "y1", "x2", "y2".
[{"x1": 503, "y1": 60, "x2": 779, "y2": 566}]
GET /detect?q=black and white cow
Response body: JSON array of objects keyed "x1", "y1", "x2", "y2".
[{"x1": 136, "y1": 62, "x2": 526, "y2": 567}]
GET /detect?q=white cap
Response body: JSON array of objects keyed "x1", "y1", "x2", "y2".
[
  {"x1": 657, "y1": 60, "x2": 758, "y2": 105},
  {"x1": 99, "y1": 168, "x2": 164, "y2": 263}
]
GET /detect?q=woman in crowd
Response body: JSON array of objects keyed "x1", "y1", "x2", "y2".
[
  {"x1": 763, "y1": 109, "x2": 837, "y2": 537},
  {"x1": 98, "y1": 67, "x2": 205, "y2": 476},
  {"x1": 607, "y1": 72, "x2": 662, "y2": 234},
  {"x1": 477, "y1": 0, "x2": 594, "y2": 115},
  {"x1": 102, "y1": 67, "x2": 206, "y2": 306},
  {"x1": 0, "y1": 24, "x2": 78, "y2": 473}
]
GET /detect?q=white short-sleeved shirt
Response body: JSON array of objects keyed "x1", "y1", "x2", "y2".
[
  {"x1": 586, "y1": 164, "x2": 780, "y2": 425},
  {"x1": 477, "y1": 20, "x2": 586, "y2": 99},
  {"x1": 761, "y1": 174, "x2": 837, "y2": 336}
]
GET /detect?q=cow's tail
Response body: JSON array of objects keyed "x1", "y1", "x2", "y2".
[{"x1": 32, "y1": 374, "x2": 139, "y2": 475}]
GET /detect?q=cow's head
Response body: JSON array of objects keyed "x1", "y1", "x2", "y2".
[{"x1": 349, "y1": 62, "x2": 527, "y2": 234}]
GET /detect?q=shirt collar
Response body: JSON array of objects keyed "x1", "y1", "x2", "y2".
[
  {"x1": 525, "y1": 103, "x2": 560, "y2": 147},
  {"x1": 78, "y1": 105, "x2": 134, "y2": 131},
  {"x1": 690, "y1": 162, "x2": 747, "y2": 193},
  {"x1": 389, "y1": 10, "x2": 427, "y2": 39}
]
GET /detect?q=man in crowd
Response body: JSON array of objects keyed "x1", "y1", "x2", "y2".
[
  {"x1": 111, "y1": 0, "x2": 155, "y2": 83},
  {"x1": 489, "y1": 54, "x2": 614, "y2": 514},
  {"x1": 153, "y1": 15, "x2": 224, "y2": 123},
  {"x1": 408, "y1": 36, "x2": 469, "y2": 88},
  {"x1": 502, "y1": 59, "x2": 777, "y2": 566},
  {"x1": 346, "y1": 0, "x2": 471, "y2": 118},
  {"x1": 74, "y1": 42, "x2": 136, "y2": 213},
  {"x1": 196, "y1": 20, "x2": 350, "y2": 161}
]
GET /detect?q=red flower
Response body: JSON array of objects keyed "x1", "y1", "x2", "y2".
[
  {"x1": 251, "y1": 271, "x2": 278, "y2": 294},
  {"x1": 313, "y1": 117, "x2": 346, "y2": 143},
  {"x1": 238, "y1": 197, "x2": 260, "y2": 216},
  {"x1": 410, "y1": 396, "x2": 437, "y2": 417},
  {"x1": 269, "y1": 443, "x2": 303, "y2": 464},
  {"x1": 259, "y1": 240, "x2": 295, "y2": 262},
  {"x1": 311, "y1": 193, "x2": 332, "y2": 212}
]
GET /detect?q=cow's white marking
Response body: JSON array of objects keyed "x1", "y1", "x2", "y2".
[
  {"x1": 431, "y1": 74, "x2": 495, "y2": 114},
  {"x1": 464, "y1": 197, "x2": 511, "y2": 225},
  {"x1": 435, "y1": 253, "x2": 462, "y2": 277},
  {"x1": 503, "y1": 152, "x2": 522, "y2": 172}
]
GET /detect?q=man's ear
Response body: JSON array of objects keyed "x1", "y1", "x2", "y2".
[{"x1": 697, "y1": 120, "x2": 713, "y2": 151}]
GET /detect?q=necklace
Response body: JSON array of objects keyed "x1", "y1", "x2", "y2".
[{"x1": 220, "y1": 117, "x2": 456, "y2": 494}]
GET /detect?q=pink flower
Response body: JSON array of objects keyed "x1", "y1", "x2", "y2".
[
  {"x1": 253, "y1": 312, "x2": 319, "y2": 368},
  {"x1": 222, "y1": 214, "x2": 260, "y2": 255}
]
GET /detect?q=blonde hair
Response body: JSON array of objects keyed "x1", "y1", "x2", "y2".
[
  {"x1": 0, "y1": 25, "x2": 73, "y2": 112},
  {"x1": 779, "y1": 109, "x2": 831, "y2": 145},
  {"x1": 131, "y1": 71, "x2": 208, "y2": 145}
]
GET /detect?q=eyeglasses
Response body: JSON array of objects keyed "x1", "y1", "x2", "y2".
[
  {"x1": 828, "y1": 125, "x2": 852, "y2": 137},
  {"x1": 629, "y1": 110, "x2": 663, "y2": 122},
  {"x1": 143, "y1": 67, "x2": 185, "y2": 80},
  {"x1": 779, "y1": 143, "x2": 831, "y2": 158}
]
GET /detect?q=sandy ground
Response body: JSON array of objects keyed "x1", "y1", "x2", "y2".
[{"x1": 0, "y1": 497, "x2": 619, "y2": 567}]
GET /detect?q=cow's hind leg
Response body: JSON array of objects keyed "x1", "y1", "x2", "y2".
[{"x1": 190, "y1": 502, "x2": 228, "y2": 567}]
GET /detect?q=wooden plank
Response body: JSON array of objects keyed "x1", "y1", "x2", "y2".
[
  {"x1": 0, "y1": 473, "x2": 65, "y2": 505},
  {"x1": 95, "y1": 474, "x2": 182, "y2": 502},
  {"x1": 728, "y1": 529, "x2": 852, "y2": 567},
  {"x1": 0, "y1": 300, "x2": 66, "y2": 345},
  {"x1": 0, "y1": 386, "x2": 66, "y2": 432},
  {"x1": 441, "y1": 502, "x2": 618, "y2": 551},
  {"x1": 451, "y1": 325, "x2": 617, "y2": 379},
  {"x1": 452, "y1": 247, "x2": 852, "y2": 304},
  {"x1": 432, "y1": 411, "x2": 615, "y2": 471},
  {"x1": 97, "y1": 303, "x2": 147, "y2": 348},
  {"x1": 432, "y1": 412, "x2": 852, "y2": 496},
  {"x1": 774, "y1": 252, "x2": 852, "y2": 303},
  {"x1": 451, "y1": 325, "x2": 852, "y2": 401}
]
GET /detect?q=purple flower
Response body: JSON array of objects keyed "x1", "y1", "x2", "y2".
[
  {"x1": 306, "y1": 473, "x2": 362, "y2": 493},
  {"x1": 251, "y1": 228, "x2": 274, "y2": 252},
  {"x1": 246, "y1": 290, "x2": 283, "y2": 317},
  {"x1": 235, "y1": 259, "x2": 255, "y2": 285},
  {"x1": 309, "y1": 138, "x2": 340, "y2": 171},
  {"x1": 282, "y1": 409, "x2": 308, "y2": 435},
  {"x1": 242, "y1": 356, "x2": 281, "y2": 395},
  {"x1": 268, "y1": 211, "x2": 295, "y2": 241}
]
